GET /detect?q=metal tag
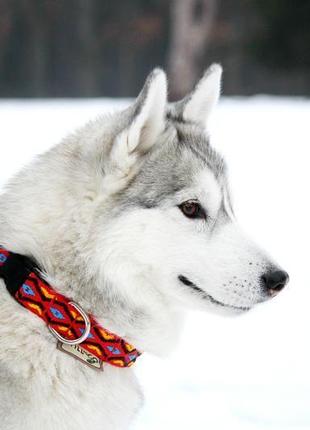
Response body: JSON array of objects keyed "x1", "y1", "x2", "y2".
[{"x1": 57, "y1": 342, "x2": 104, "y2": 371}]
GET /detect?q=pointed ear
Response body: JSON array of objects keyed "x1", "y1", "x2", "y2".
[
  {"x1": 175, "y1": 64, "x2": 222, "y2": 129},
  {"x1": 110, "y1": 69, "x2": 167, "y2": 176}
]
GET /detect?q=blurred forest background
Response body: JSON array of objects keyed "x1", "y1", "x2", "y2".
[{"x1": 0, "y1": 0, "x2": 309, "y2": 99}]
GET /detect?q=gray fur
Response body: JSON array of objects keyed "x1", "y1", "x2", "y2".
[{"x1": 117, "y1": 119, "x2": 226, "y2": 211}]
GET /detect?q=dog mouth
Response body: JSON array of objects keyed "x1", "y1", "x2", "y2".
[{"x1": 178, "y1": 275, "x2": 251, "y2": 312}]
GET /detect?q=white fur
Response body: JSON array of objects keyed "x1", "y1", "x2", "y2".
[
  {"x1": 111, "y1": 69, "x2": 167, "y2": 176},
  {"x1": 183, "y1": 64, "x2": 222, "y2": 128},
  {"x1": 0, "y1": 66, "x2": 282, "y2": 429}
]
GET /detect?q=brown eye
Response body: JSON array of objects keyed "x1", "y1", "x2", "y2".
[{"x1": 178, "y1": 200, "x2": 206, "y2": 219}]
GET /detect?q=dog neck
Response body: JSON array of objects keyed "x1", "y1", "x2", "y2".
[
  {"x1": 43, "y1": 253, "x2": 184, "y2": 356},
  {"x1": 0, "y1": 128, "x2": 184, "y2": 358},
  {"x1": 0, "y1": 221, "x2": 184, "y2": 357}
]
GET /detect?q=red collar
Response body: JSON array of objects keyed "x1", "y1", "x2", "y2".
[{"x1": 0, "y1": 246, "x2": 141, "y2": 369}]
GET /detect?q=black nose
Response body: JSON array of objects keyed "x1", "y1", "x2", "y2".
[{"x1": 262, "y1": 270, "x2": 289, "y2": 296}]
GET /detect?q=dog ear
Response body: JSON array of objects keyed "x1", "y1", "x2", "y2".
[
  {"x1": 174, "y1": 63, "x2": 222, "y2": 129},
  {"x1": 110, "y1": 69, "x2": 167, "y2": 175}
]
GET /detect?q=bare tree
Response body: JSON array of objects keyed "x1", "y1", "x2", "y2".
[{"x1": 167, "y1": 0, "x2": 217, "y2": 100}]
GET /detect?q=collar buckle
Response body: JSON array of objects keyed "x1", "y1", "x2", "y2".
[{"x1": 48, "y1": 301, "x2": 91, "y2": 345}]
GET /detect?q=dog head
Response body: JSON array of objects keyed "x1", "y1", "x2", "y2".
[
  {"x1": 3, "y1": 65, "x2": 288, "y2": 319},
  {"x1": 82, "y1": 65, "x2": 289, "y2": 315}
]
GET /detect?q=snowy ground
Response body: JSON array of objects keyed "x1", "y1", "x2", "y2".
[{"x1": 0, "y1": 97, "x2": 309, "y2": 429}]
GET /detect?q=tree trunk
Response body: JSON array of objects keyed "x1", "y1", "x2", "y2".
[{"x1": 167, "y1": 0, "x2": 217, "y2": 100}]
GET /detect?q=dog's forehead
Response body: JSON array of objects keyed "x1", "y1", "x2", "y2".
[
  {"x1": 175, "y1": 122, "x2": 225, "y2": 179},
  {"x1": 193, "y1": 169, "x2": 222, "y2": 211},
  {"x1": 120, "y1": 123, "x2": 226, "y2": 208}
]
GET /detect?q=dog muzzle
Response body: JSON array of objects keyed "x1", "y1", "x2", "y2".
[{"x1": 0, "y1": 246, "x2": 141, "y2": 370}]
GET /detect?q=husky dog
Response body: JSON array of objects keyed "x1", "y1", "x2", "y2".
[{"x1": 0, "y1": 65, "x2": 288, "y2": 430}]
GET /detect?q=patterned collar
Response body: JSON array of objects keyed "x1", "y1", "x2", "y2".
[{"x1": 0, "y1": 246, "x2": 141, "y2": 370}]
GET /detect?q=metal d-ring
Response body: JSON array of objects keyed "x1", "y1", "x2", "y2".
[{"x1": 48, "y1": 301, "x2": 91, "y2": 345}]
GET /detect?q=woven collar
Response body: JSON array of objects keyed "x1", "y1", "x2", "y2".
[{"x1": 0, "y1": 246, "x2": 141, "y2": 369}]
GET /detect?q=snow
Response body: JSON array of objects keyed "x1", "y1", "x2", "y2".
[{"x1": 0, "y1": 97, "x2": 309, "y2": 429}]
